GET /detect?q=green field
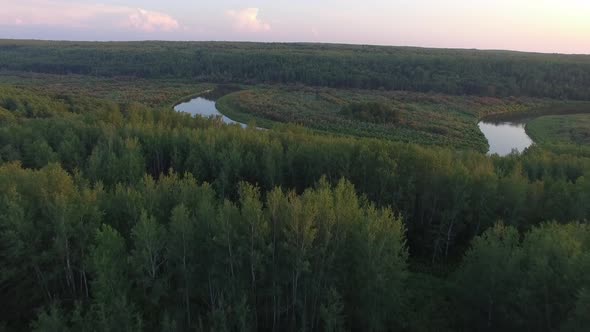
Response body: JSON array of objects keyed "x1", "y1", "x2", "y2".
[
  {"x1": 527, "y1": 114, "x2": 590, "y2": 145},
  {"x1": 217, "y1": 86, "x2": 586, "y2": 151}
]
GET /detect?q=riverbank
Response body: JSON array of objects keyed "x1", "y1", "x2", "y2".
[{"x1": 526, "y1": 114, "x2": 590, "y2": 146}]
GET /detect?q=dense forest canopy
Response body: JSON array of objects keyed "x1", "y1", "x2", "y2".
[
  {"x1": 2, "y1": 39, "x2": 590, "y2": 99},
  {"x1": 0, "y1": 81, "x2": 589, "y2": 331}
]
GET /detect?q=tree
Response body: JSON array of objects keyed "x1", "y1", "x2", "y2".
[
  {"x1": 31, "y1": 304, "x2": 70, "y2": 332},
  {"x1": 90, "y1": 225, "x2": 140, "y2": 332},
  {"x1": 453, "y1": 223, "x2": 523, "y2": 331},
  {"x1": 167, "y1": 204, "x2": 196, "y2": 328},
  {"x1": 131, "y1": 211, "x2": 168, "y2": 330}
]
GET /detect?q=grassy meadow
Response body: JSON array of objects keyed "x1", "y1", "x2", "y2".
[
  {"x1": 527, "y1": 114, "x2": 590, "y2": 145},
  {"x1": 216, "y1": 86, "x2": 586, "y2": 151}
]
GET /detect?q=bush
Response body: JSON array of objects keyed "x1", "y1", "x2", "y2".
[{"x1": 340, "y1": 102, "x2": 400, "y2": 124}]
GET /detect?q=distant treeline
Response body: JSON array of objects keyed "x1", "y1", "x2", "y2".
[{"x1": 2, "y1": 40, "x2": 590, "y2": 99}]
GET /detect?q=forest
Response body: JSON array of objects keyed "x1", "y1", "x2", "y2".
[
  {"x1": 2, "y1": 39, "x2": 590, "y2": 99},
  {"x1": 0, "y1": 41, "x2": 589, "y2": 331}
]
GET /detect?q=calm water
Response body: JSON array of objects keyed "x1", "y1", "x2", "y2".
[
  {"x1": 174, "y1": 97, "x2": 246, "y2": 128},
  {"x1": 478, "y1": 121, "x2": 533, "y2": 156}
]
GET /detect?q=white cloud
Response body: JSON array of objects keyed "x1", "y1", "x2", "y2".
[
  {"x1": 0, "y1": 0, "x2": 180, "y2": 33},
  {"x1": 127, "y1": 8, "x2": 179, "y2": 32},
  {"x1": 227, "y1": 8, "x2": 271, "y2": 33}
]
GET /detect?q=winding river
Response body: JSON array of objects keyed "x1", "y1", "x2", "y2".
[
  {"x1": 176, "y1": 90, "x2": 537, "y2": 156},
  {"x1": 478, "y1": 119, "x2": 533, "y2": 156},
  {"x1": 174, "y1": 94, "x2": 247, "y2": 128}
]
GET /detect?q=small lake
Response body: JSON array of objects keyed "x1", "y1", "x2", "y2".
[
  {"x1": 174, "y1": 96, "x2": 247, "y2": 128},
  {"x1": 478, "y1": 120, "x2": 534, "y2": 156}
]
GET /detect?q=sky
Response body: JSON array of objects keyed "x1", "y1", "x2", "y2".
[{"x1": 1, "y1": 0, "x2": 589, "y2": 54}]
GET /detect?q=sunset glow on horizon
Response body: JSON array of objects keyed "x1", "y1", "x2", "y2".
[{"x1": 1, "y1": 0, "x2": 589, "y2": 54}]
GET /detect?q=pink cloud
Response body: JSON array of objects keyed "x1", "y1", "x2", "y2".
[
  {"x1": 227, "y1": 8, "x2": 271, "y2": 33},
  {"x1": 127, "y1": 9, "x2": 180, "y2": 32},
  {"x1": 0, "y1": 0, "x2": 180, "y2": 32}
]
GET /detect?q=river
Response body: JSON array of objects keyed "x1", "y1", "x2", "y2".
[
  {"x1": 478, "y1": 120, "x2": 533, "y2": 156},
  {"x1": 177, "y1": 91, "x2": 536, "y2": 156},
  {"x1": 174, "y1": 92, "x2": 247, "y2": 128}
]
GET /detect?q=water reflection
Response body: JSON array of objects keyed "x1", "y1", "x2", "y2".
[
  {"x1": 174, "y1": 95, "x2": 247, "y2": 128},
  {"x1": 478, "y1": 121, "x2": 533, "y2": 156}
]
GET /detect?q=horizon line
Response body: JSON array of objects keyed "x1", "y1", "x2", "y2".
[{"x1": 1, "y1": 38, "x2": 589, "y2": 56}]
